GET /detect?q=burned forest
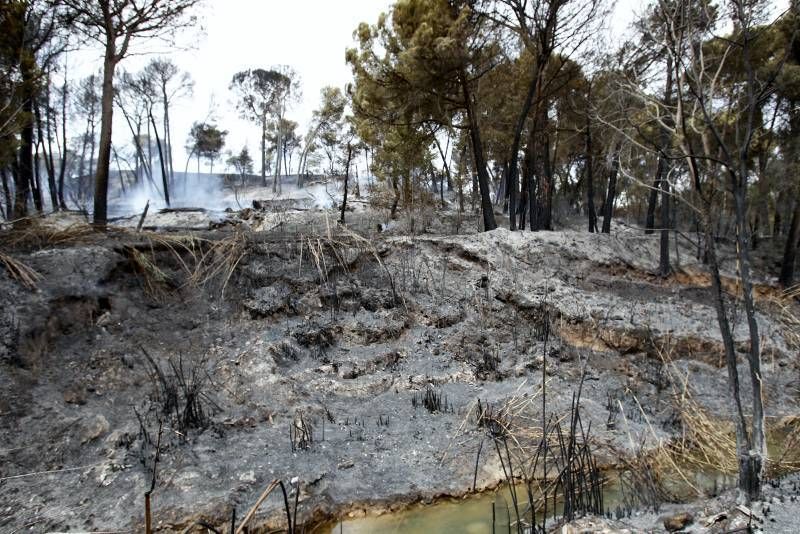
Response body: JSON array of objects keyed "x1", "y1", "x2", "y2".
[{"x1": 2, "y1": 0, "x2": 800, "y2": 533}]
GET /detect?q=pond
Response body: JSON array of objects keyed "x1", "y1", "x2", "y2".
[
  {"x1": 320, "y1": 468, "x2": 735, "y2": 534},
  {"x1": 321, "y1": 430, "x2": 800, "y2": 534}
]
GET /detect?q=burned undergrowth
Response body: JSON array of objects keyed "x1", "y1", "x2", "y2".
[{"x1": 1, "y1": 217, "x2": 798, "y2": 533}]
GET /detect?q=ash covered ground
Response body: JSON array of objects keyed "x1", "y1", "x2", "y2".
[{"x1": 1, "y1": 207, "x2": 798, "y2": 533}]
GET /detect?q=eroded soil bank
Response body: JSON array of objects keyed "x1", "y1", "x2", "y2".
[{"x1": 1, "y1": 210, "x2": 798, "y2": 532}]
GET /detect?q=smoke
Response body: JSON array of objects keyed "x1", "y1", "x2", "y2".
[
  {"x1": 114, "y1": 172, "x2": 222, "y2": 214},
  {"x1": 110, "y1": 170, "x2": 372, "y2": 217}
]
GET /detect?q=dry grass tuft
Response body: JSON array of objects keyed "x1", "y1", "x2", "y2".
[
  {"x1": 775, "y1": 285, "x2": 800, "y2": 351},
  {"x1": 0, "y1": 252, "x2": 42, "y2": 290},
  {"x1": 0, "y1": 220, "x2": 98, "y2": 250},
  {"x1": 125, "y1": 230, "x2": 249, "y2": 299},
  {"x1": 128, "y1": 247, "x2": 171, "y2": 298},
  {"x1": 620, "y1": 342, "x2": 800, "y2": 500}
]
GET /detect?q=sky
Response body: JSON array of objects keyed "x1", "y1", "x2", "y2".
[
  {"x1": 69, "y1": 0, "x2": 646, "y2": 174},
  {"x1": 168, "y1": 0, "x2": 396, "y2": 171}
]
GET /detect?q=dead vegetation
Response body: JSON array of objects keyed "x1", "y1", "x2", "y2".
[
  {"x1": 0, "y1": 219, "x2": 98, "y2": 250},
  {"x1": 473, "y1": 375, "x2": 605, "y2": 533},
  {"x1": 0, "y1": 251, "x2": 41, "y2": 289},
  {"x1": 607, "y1": 340, "x2": 800, "y2": 512},
  {"x1": 139, "y1": 347, "x2": 219, "y2": 435},
  {"x1": 122, "y1": 230, "x2": 248, "y2": 299},
  {"x1": 0, "y1": 219, "x2": 249, "y2": 298},
  {"x1": 775, "y1": 285, "x2": 800, "y2": 351},
  {"x1": 1, "y1": 211, "x2": 798, "y2": 533},
  {"x1": 412, "y1": 386, "x2": 454, "y2": 414}
]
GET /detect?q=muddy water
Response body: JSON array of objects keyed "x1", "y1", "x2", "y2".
[
  {"x1": 323, "y1": 467, "x2": 736, "y2": 533},
  {"x1": 325, "y1": 431, "x2": 798, "y2": 533}
]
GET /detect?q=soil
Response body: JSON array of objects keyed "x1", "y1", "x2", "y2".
[{"x1": 0, "y1": 209, "x2": 798, "y2": 533}]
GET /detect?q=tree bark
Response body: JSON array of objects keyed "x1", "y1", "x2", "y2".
[
  {"x1": 32, "y1": 141, "x2": 43, "y2": 212},
  {"x1": 774, "y1": 189, "x2": 785, "y2": 236},
  {"x1": 457, "y1": 142, "x2": 466, "y2": 213},
  {"x1": 601, "y1": 147, "x2": 620, "y2": 234},
  {"x1": 433, "y1": 134, "x2": 451, "y2": 210},
  {"x1": 731, "y1": 177, "x2": 766, "y2": 500},
  {"x1": 261, "y1": 118, "x2": 268, "y2": 187},
  {"x1": 460, "y1": 73, "x2": 496, "y2": 231},
  {"x1": 273, "y1": 131, "x2": 281, "y2": 194},
  {"x1": 731, "y1": 10, "x2": 767, "y2": 498},
  {"x1": 645, "y1": 174, "x2": 660, "y2": 234},
  {"x1": 112, "y1": 146, "x2": 127, "y2": 194},
  {"x1": 659, "y1": 172, "x2": 671, "y2": 276},
  {"x1": 540, "y1": 123, "x2": 553, "y2": 230},
  {"x1": 704, "y1": 218, "x2": 753, "y2": 499},
  {"x1": 14, "y1": 61, "x2": 36, "y2": 220},
  {"x1": 1, "y1": 168, "x2": 11, "y2": 220},
  {"x1": 340, "y1": 143, "x2": 353, "y2": 224},
  {"x1": 390, "y1": 175, "x2": 400, "y2": 220},
  {"x1": 505, "y1": 72, "x2": 539, "y2": 231},
  {"x1": 58, "y1": 73, "x2": 68, "y2": 209},
  {"x1": 88, "y1": 106, "x2": 96, "y2": 182},
  {"x1": 93, "y1": 45, "x2": 118, "y2": 227},
  {"x1": 150, "y1": 111, "x2": 170, "y2": 206},
  {"x1": 779, "y1": 194, "x2": 800, "y2": 288},
  {"x1": 523, "y1": 124, "x2": 536, "y2": 231},
  {"x1": 656, "y1": 57, "x2": 673, "y2": 274},
  {"x1": 585, "y1": 116, "x2": 597, "y2": 233},
  {"x1": 40, "y1": 91, "x2": 58, "y2": 211},
  {"x1": 162, "y1": 88, "x2": 175, "y2": 186},
  {"x1": 77, "y1": 125, "x2": 88, "y2": 200}
]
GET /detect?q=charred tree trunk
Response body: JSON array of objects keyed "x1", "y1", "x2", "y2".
[
  {"x1": 731, "y1": 175, "x2": 766, "y2": 500},
  {"x1": 656, "y1": 59, "x2": 673, "y2": 274},
  {"x1": 77, "y1": 126, "x2": 88, "y2": 200},
  {"x1": 261, "y1": 118, "x2": 268, "y2": 187},
  {"x1": 774, "y1": 188, "x2": 786, "y2": 236},
  {"x1": 523, "y1": 125, "x2": 537, "y2": 231},
  {"x1": 1, "y1": 167, "x2": 11, "y2": 220},
  {"x1": 779, "y1": 193, "x2": 800, "y2": 288},
  {"x1": 645, "y1": 175, "x2": 660, "y2": 234},
  {"x1": 519, "y1": 134, "x2": 531, "y2": 231},
  {"x1": 33, "y1": 141, "x2": 44, "y2": 213},
  {"x1": 273, "y1": 128, "x2": 281, "y2": 194},
  {"x1": 58, "y1": 72, "x2": 68, "y2": 209},
  {"x1": 659, "y1": 174, "x2": 671, "y2": 277},
  {"x1": 14, "y1": 59, "x2": 38, "y2": 220},
  {"x1": 471, "y1": 171, "x2": 478, "y2": 213},
  {"x1": 457, "y1": 143, "x2": 466, "y2": 213},
  {"x1": 651, "y1": 152, "x2": 671, "y2": 267},
  {"x1": 500, "y1": 161, "x2": 509, "y2": 214},
  {"x1": 433, "y1": 134, "x2": 451, "y2": 209},
  {"x1": 460, "y1": 73, "x2": 497, "y2": 231},
  {"x1": 162, "y1": 90, "x2": 175, "y2": 186},
  {"x1": 440, "y1": 170, "x2": 445, "y2": 207},
  {"x1": 149, "y1": 111, "x2": 170, "y2": 206},
  {"x1": 585, "y1": 119, "x2": 597, "y2": 233},
  {"x1": 506, "y1": 71, "x2": 539, "y2": 231},
  {"x1": 601, "y1": 147, "x2": 620, "y2": 234},
  {"x1": 39, "y1": 92, "x2": 58, "y2": 211},
  {"x1": 15, "y1": 117, "x2": 33, "y2": 220},
  {"x1": 704, "y1": 217, "x2": 754, "y2": 499},
  {"x1": 340, "y1": 143, "x2": 353, "y2": 224},
  {"x1": 93, "y1": 43, "x2": 119, "y2": 227},
  {"x1": 648, "y1": 55, "x2": 674, "y2": 234},
  {"x1": 390, "y1": 175, "x2": 400, "y2": 220},
  {"x1": 540, "y1": 125, "x2": 553, "y2": 231},
  {"x1": 112, "y1": 146, "x2": 127, "y2": 194},
  {"x1": 88, "y1": 119, "x2": 96, "y2": 182},
  {"x1": 729, "y1": 13, "x2": 767, "y2": 499}
]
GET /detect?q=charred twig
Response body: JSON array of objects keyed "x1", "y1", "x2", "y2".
[{"x1": 144, "y1": 421, "x2": 163, "y2": 534}]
